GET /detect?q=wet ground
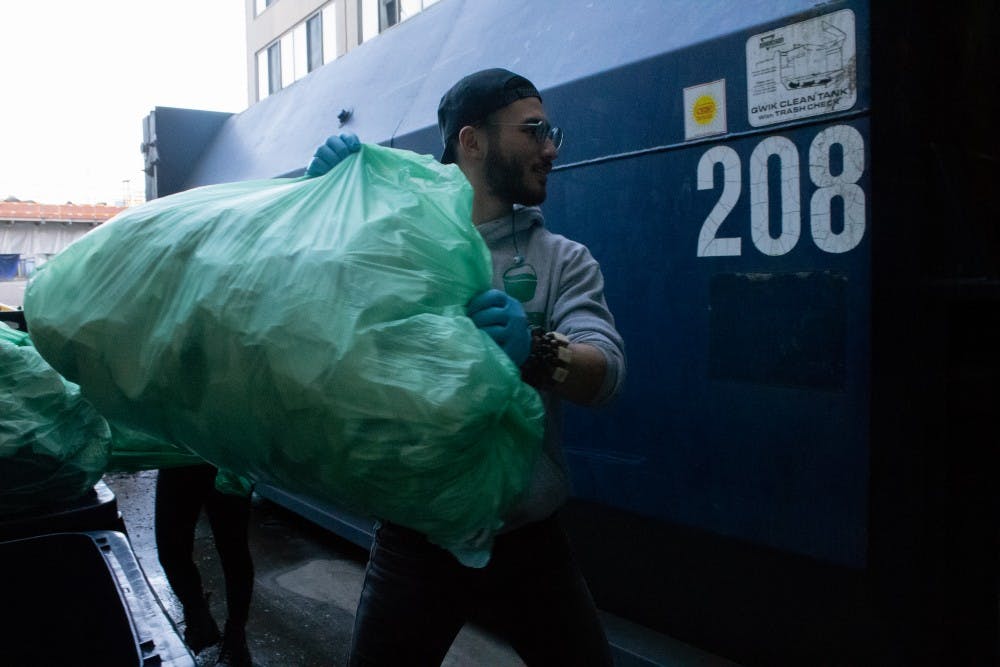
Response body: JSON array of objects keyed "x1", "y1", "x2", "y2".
[{"x1": 103, "y1": 471, "x2": 526, "y2": 667}]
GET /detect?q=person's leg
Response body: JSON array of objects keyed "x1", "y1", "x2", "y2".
[
  {"x1": 204, "y1": 481, "x2": 254, "y2": 666},
  {"x1": 348, "y1": 523, "x2": 466, "y2": 667},
  {"x1": 155, "y1": 464, "x2": 222, "y2": 651},
  {"x1": 204, "y1": 484, "x2": 254, "y2": 627},
  {"x1": 473, "y1": 515, "x2": 614, "y2": 667}
]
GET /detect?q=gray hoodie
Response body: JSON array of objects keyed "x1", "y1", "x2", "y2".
[{"x1": 477, "y1": 205, "x2": 626, "y2": 530}]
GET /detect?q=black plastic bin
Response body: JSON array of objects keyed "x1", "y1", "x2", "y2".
[
  {"x1": 0, "y1": 308, "x2": 27, "y2": 331},
  {"x1": 0, "y1": 479, "x2": 127, "y2": 542},
  {"x1": 0, "y1": 530, "x2": 194, "y2": 666}
]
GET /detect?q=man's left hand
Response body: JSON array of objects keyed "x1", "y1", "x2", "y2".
[
  {"x1": 466, "y1": 289, "x2": 531, "y2": 366},
  {"x1": 305, "y1": 133, "x2": 361, "y2": 177}
]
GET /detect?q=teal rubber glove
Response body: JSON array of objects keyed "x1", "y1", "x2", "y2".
[
  {"x1": 466, "y1": 289, "x2": 531, "y2": 366},
  {"x1": 305, "y1": 133, "x2": 361, "y2": 177}
]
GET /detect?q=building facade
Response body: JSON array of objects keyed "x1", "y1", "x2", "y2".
[
  {"x1": 246, "y1": 0, "x2": 440, "y2": 105},
  {"x1": 0, "y1": 201, "x2": 124, "y2": 281}
]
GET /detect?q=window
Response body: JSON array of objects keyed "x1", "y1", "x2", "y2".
[
  {"x1": 322, "y1": 3, "x2": 338, "y2": 64},
  {"x1": 361, "y1": 0, "x2": 379, "y2": 43},
  {"x1": 257, "y1": 50, "x2": 269, "y2": 100},
  {"x1": 280, "y1": 33, "x2": 296, "y2": 89},
  {"x1": 256, "y1": 39, "x2": 289, "y2": 102},
  {"x1": 256, "y1": 4, "x2": 341, "y2": 101},
  {"x1": 401, "y1": 0, "x2": 438, "y2": 22},
  {"x1": 307, "y1": 13, "x2": 324, "y2": 72},
  {"x1": 254, "y1": 0, "x2": 276, "y2": 17},
  {"x1": 292, "y1": 24, "x2": 308, "y2": 81},
  {"x1": 361, "y1": 0, "x2": 437, "y2": 42},
  {"x1": 267, "y1": 42, "x2": 282, "y2": 95},
  {"x1": 381, "y1": 0, "x2": 400, "y2": 31},
  {"x1": 361, "y1": 0, "x2": 399, "y2": 42}
]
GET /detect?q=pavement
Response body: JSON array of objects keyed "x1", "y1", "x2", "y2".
[{"x1": 103, "y1": 471, "x2": 527, "y2": 667}]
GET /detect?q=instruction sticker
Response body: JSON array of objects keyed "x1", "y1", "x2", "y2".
[
  {"x1": 746, "y1": 9, "x2": 856, "y2": 127},
  {"x1": 684, "y1": 79, "x2": 727, "y2": 140}
]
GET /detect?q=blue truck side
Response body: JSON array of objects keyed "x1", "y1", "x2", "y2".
[{"x1": 142, "y1": 1, "x2": 999, "y2": 664}]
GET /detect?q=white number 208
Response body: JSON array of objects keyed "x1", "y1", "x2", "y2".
[{"x1": 696, "y1": 124, "x2": 866, "y2": 257}]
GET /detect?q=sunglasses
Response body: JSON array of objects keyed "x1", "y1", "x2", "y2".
[{"x1": 488, "y1": 120, "x2": 564, "y2": 150}]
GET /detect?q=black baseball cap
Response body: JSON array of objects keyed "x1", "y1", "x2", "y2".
[{"x1": 437, "y1": 68, "x2": 541, "y2": 164}]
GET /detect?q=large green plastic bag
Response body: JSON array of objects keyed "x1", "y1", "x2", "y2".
[
  {"x1": 25, "y1": 144, "x2": 544, "y2": 560},
  {"x1": 0, "y1": 322, "x2": 111, "y2": 515}
]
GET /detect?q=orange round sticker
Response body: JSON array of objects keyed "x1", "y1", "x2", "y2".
[{"x1": 693, "y1": 95, "x2": 716, "y2": 125}]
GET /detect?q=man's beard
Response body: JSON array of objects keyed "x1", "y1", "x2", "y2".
[{"x1": 483, "y1": 145, "x2": 546, "y2": 207}]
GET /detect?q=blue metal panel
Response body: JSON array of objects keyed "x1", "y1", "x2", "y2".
[
  {"x1": 550, "y1": 120, "x2": 871, "y2": 566},
  {"x1": 144, "y1": 107, "x2": 233, "y2": 199},
  {"x1": 557, "y1": 147, "x2": 869, "y2": 568},
  {"x1": 255, "y1": 483, "x2": 374, "y2": 547},
  {"x1": 539, "y1": 2, "x2": 871, "y2": 567}
]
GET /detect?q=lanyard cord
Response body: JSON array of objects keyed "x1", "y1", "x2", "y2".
[{"x1": 511, "y1": 208, "x2": 524, "y2": 266}]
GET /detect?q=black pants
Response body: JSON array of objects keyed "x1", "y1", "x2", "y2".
[
  {"x1": 154, "y1": 464, "x2": 254, "y2": 628},
  {"x1": 348, "y1": 514, "x2": 613, "y2": 667}
]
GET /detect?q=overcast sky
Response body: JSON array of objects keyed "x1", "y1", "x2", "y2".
[{"x1": 0, "y1": 1, "x2": 248, "y2": 206}]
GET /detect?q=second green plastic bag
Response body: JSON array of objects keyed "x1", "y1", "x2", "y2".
[
  {"x1": 0, "y1": 322, "x2": 110, "y2": 516},
  {"x1": 25, "y1": 144, "x2": 544, "y2": 560}
]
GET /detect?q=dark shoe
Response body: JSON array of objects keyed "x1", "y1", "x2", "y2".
[
  {"x1": 183, "y1": 604, "x2": 221, "y2": 654},
  {"x1": 215, "y1": 626, "x2": 252, "y2": 667}
]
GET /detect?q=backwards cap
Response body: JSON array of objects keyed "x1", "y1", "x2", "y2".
[{"x1": 437, "y1": 68, "x2": 541, "y2": 164}]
